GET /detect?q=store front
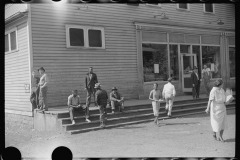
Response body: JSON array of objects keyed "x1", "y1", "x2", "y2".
[{"x1": 134, "y1": 21, "x2": 235, "y2": 97}]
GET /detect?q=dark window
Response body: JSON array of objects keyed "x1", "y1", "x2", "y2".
[
  {"x1": 179, "y1": 3, "x2": 188, "y2": 9},
  {"x1": 88, "y1": 29, "x2": 102, "y2": 47},
  {"x1": 5, "y1": 35, "x2": 9, "y2": 52},
  {"x1": 10, "y1": 31, "x2": 17, "y2": 50},
  {"x1": 69, "y1": 28, "x2": 84, "y2": 46},
  {"x1": 205, "y1": 4, "x2": 213, "y2": 12}
]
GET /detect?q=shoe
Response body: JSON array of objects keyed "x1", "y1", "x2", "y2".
[
  {"x1": 100, "y1": 124, "x2": 105, "y2": 128},
  {"x1": 168, "y1": 115, "x2": 172, "y2": 118},
  {"x1": 86, "y1": 119, "x2": 91, "y2": 123},
  {"x1": 112, "y1": 111, "x2": 115, "y2": 114},
  {"x1": 72, "y1": 120, "x2": 75, "y2": 125},
  {"x1": 213, "y1": 135, "x2": 217, "y2": 141},
  {"x1": 120, "y1": 110, "x2": 124, "y2": 113}
]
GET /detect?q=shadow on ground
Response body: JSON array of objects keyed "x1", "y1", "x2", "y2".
[{"x1": 225, "y1": 138, "x2": 235, "y2": 143}]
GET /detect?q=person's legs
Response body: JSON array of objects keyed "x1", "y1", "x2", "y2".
[
  {"x1": 92, "y1": 88, "x2": 97, "y2": 106},
  {"x1": 213, "y1": 131, "x2": 217, "y2": 140},
  {"x1": 69, "y1": 107, "x2": 74, "y2": 122},
  {"x1": 99, "y1": 105, "x2": 105, "y2": 127},
  {"x1": 85, "y1": 88, "x2": 92, "y2": 119},
  {"x1": 152, "y1": 101, "x2": 157, "y2": 123},
  {"x1": 119, "y1": 101, "x2": 124, "y2": 112},
  {"x1": 165, "y1": 98, "x2": 169, "y2": 113},
  {"x1": 196, "y1": 82, "x2": 200, "y2": 98},
  {"x1": 192, "y1": 86, "x2": 196, "y2": 99},
  {"x1": 219, "y1": 130, "x2": 225, "y2": 142},
  {"x1": 111, "y1": 101, "x2": 115, "y2": 113},
  {"x1": 39, "y1": 86, "x2": 48, "y2": 111},
  {"x1": 168, "y1": 98, "x2": 173, "y2": 117}
]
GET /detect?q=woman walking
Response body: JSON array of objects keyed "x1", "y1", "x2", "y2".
[
  {"x1": 202, "y1": 64, "x2": 211, "y2": 96},
  {"x1": 205, "y1": 79, "x2": 230, "y2": 142},
  {"x1": 149, "y1": 83, "x2": 162, "y2": 125}
]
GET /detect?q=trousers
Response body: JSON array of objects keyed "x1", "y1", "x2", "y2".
[
  {"x1": 85, "y1": 87, "x2": 96, "y2": 118},
  {"x1": 69, "y1": 107, "x2": 83, "y2": 121},
  {"x1": 99, "y1": 105, "x2": 107, "y2": 125},
  {"x1": 165, "y1": 94, "x2": 174, "y2": 116},
  {"x1": 39, "y1": 86, "x2": 48, "y2": 111}
]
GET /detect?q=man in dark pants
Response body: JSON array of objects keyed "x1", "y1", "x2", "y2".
[
  {"x1": 30, "y1": 71, "x2": 40, "y2": 111},
  {"x1": 85, "y1": 67, "x2": 98, "y2": 121},
  {"x1": 95, "y1": 83, "x2": 108, "y2": 128},
  {"x1": 191, "y1": 66, "x2": 201, "y2": 99}
]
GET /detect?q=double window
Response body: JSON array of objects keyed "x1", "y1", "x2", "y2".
[
  {"x1": 5, "y1": 29, "x2": 18, "y2": 53},
  {"x1": 66, "y1": 25, "x2": 105, "y2": 49}
]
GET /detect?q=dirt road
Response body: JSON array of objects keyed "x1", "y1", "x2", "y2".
[{"x1": 5, "y1": 109, "x2": 235, "y2": 158}]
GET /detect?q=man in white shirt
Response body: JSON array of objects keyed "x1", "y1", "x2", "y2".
[
  {"x1": 162, "y1": 77, "x2": 176, "y2": 118},
  {"x1": 68, "y1": 90, "x2": 91, "y2": 124},
  {"x1": 38, "y1": 67, "x2": 49, "y2": 112}
]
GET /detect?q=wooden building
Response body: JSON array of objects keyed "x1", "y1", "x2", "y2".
[{"x1": 5, "y1": 3, "x2": 235, "y2": 127}]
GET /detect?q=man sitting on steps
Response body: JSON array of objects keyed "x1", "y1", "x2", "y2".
[
  {"x1": 109, "y1": 87, "x2": 125, "y2": 114},
  {"x1": 68, "y1": 90, "x2": 91, "y2": 125}
]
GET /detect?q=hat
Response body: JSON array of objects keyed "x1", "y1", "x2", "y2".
[
  {"x1": 214, "y1": 79, "x2": 223, "y2": 87},
  {"x1": 112, "y1": 87, "x2": 118, "y2": 91},
  {"x1": 38, "y1": 67, "x2": 45, "y2": 72},
  {"x1": 168, "y1": 77, "x2": 173, "y2": 82},
  {"x1": 94, "y1": 83, "x2": 101, "y2": 89},
  {"x1": 193, "y1": 66, "x2": 198, "y2": 70}
]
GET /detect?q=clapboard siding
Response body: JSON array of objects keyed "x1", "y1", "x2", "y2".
[
  {"x1": 5, "y1": 4, "x2": 27, "y2": 20},
  {"x1": 5, "y1": 21, "x2": 31, "y2": 112},
  {"x1": 30, "y1": 4, "x2": 234, "y2": 106}
]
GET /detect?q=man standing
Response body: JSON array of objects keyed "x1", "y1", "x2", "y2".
[
  {"x1": 201, "y1": 64, "x2": 211, "y2": 96},
  {"x1": 95, "y1": 83, "x2": 108, "y2": 128},
  {"x1": 162, "y1": 77, "x2": 176, "y2": 118},
  {"x1": 85, "y1": 67, "x2": 98, "y2": 119},
  {"x1": 30, "y1": 71, "x2": 40, "y2": 111},
  {"x1": 191, "y1": 66, "x2": 201, "y2": 99},
  {"x1": 109, "y1": 87, "x2": 125, "y2": 114},
  {"x1": 38, "y1": 67, "x2": 49, "y2": 112},
  {"x1": 68, "y1": 90, "x2": 90, "y2": 124}
]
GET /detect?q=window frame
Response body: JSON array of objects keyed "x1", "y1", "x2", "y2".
[
  {"x1": 145, "y1": 3, "x2": 161, "y2": 8},
  {"x1": 177, "y1": 3, "x2": 190, "y2": 11},
  {"x1": 66, "y1": 24, "x2": 105, "y2": 49},
  {"x1": 203, "y1": 3, "x2": 215, "y2": 14},
  {"x1": 5, "y1": 27, "x2": 18, "y2": 54},
  {"x1": 228, "y1": 45, "x2": 235, "y2": 79}
]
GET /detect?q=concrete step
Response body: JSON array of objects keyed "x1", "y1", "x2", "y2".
[
  {"x1": 59, "y1": 101, "x2": 209, "y2": 125},
  {"x1": 62, "y1": 102, "x2": 235, "y2": 132},
  {"x1": 68, "y1": 104, "x2": 235, "y2": 134},
  {"x1": 57, "y1": 98, "x2": 209, "y2": 119}
]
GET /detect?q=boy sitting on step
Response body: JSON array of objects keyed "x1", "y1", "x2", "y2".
[{"x1": 68, "y1": 90, "x2": 91, "y2": 125}]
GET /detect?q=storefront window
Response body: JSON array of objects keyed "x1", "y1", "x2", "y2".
[
  {"x1": 169, "y1": 45, "x2": 179, "y2": 80},
  {"x1": 229, "y1": 47, "x2": 235, "y2": 78},
  {"x1": 202, "y1": 46, "x2": 221, "y2": 79},
  {"x1": 142, "y1": 43, "x2": 168, "y2": 82},
  {"x1": 192, "y1": 45, "x2": 201, "y2": 78}
]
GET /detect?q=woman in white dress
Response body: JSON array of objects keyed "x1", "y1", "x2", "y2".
[
  {"x1": 205, "y1": 79, "x2": 229, "y2": 142},
  {"x1": 149, "y1": 83, "x2": 162, "y2": 125}
]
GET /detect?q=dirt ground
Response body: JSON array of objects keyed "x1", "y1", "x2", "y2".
[{"x1": 5, "y1": 109, "x2": 235, "y2": 158}]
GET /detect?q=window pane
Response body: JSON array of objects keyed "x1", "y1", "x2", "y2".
[
  {"x1": 185, "y1": 35, "x2": 200, "y2": 44},
  {"x1": 192, "y1": 45, "x2": 201, "y2": 78},
  {"x1": 142, "y1": 32, "x2": 167, "y2": 42},
  {"x1": 179, "y1": 3, "x2": 188, "y2": 9},
  {"x1": 5, "y1": 35, "x2": 9, "y2": 52},
  {"x1": 69, "y1": 28, "x2": 84, "y2": 46},
  {"x1": 202, "y1": 46, "x2": 221, "y2": 78},
  {"x1": 180, "y1": 45, "x2": 190, "y2": 53},
  {"x1": 142, "y1": 43, "x2": 168, "y2": 82},
  {"x1": 201, "y1": 35, "x2": 220, "y2": 45},
  {"x1": 169, "y1": 33, "x2": 184, "y2": 43},
  {"x1": 88, "y1": 29, "x2": 102, "y2": 47},
  {"x1": 229, "y1": 47, "x2": 235, "y2": 78},
  {"x1": 229, "y1": 37, "x2": 235, "y2": 45},
  {"x1": 10, "y1": 31, "x2": 17, "y2": 50},
  {"x1": 205, "y1": 4, "x2": 213, "y2": 12},
  {"x1": 170, "y1": 45, "x2": 179, "y2": 80}
]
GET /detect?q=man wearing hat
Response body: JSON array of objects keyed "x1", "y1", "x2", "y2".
[
  {"x1": 191, "y1": 66, "x2": 201, "y2": 99},
  {"x1": 95, "y1": 83, "x2": 108, "y2": 128},
  {"x1": 38, "y1": 67, "x2": 49, "y2": 112},
  {"x1": 162, "y1": 77, "x2": 176, "y2": 118},
  {"x1": 109, "y1": 87, "x2": 125, "y2": 114}
]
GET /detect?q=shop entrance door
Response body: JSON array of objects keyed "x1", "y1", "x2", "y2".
[{"x1": 181, "y1": 54, "x2": 197, "y2": 92}]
